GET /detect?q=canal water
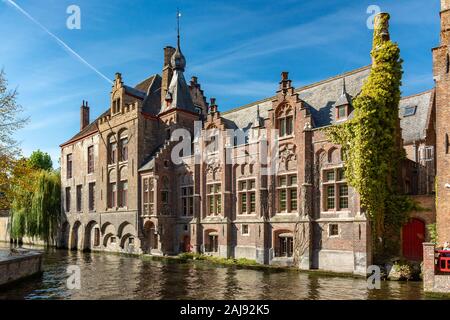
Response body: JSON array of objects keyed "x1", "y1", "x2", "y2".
[{"x1": 0, "y1": 245, "x2": 432, "y2": 300}]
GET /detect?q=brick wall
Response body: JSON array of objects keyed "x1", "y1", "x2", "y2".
[{"x1": 435, "y1": 0, "x2": 450, "y2": 244}]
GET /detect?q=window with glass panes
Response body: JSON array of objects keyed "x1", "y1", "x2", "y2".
[
  {"x1": 108, "y1": 136, "x2": 117, "y2": 164},
  {"x1": 323, "y1": 168, "x2": 349, "y2": 211},
  {"x1": 238, "y1": 179, "x2": 256, "y2": 214},
  {"x1": 87, "y1": 146, "x2": 94, "y2": 174},
  {"x1": 142, "y1": 177, "x2": 154, "y2": 216},
  {"x1": 337, "y1": 105, "x2": 347, "y2": 119},
  {"x1": 161, "y1": 177, "x2": 170, "y2": 209},
  {"x1": 207, "y1": 183, "x2": 221, "y2": 215},
  {"x1": 67, "y1": 154, "x2": 73, "y2": 179},
  {"x1": 181, "y1": 185, "x2": 194, "y2": 216},
  {"x1": 277, "y1": 105, "x2": 294, "y2": 138},
  {"x1": 277, "y1": 175, "x2": 297, "y2": 213}
]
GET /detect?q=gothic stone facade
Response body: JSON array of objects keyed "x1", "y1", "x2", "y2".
[{"x1": 59, "y1": 12, "x2": 440, "y2": 275}]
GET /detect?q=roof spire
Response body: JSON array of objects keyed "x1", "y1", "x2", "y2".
[
  {"x1": 171, "y1": 9, "x2": 186, "y2": 71},
  {"x1": 335, "y1": 77, "x2": 352, "y2": 107},
  {"x1": 342, "y1": 77, "x2": 347, "y2": 95},
  {"x1": 177, "y1": 9, "x2": 181, "y2": 49}
]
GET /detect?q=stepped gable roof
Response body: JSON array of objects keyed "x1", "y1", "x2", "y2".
[
  {"x1": 221, "y1": 66, "x2": 372, "y2": 129},
  {"x1": 399, "y1": 90, "x2": 434, "y2": 144}
]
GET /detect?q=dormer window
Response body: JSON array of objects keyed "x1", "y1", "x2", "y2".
[
  {"x1": 337, "y1": 105, "x2": 347, "y2": 120},
  {"x1": 403, "y1": 105, "x2": 417, "y2": 117}
]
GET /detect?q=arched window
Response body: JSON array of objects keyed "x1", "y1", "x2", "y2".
[
  {"x1": 119, "y1": 130, "x2": 128, "y2": 162},
  {"x1": 276, "y1": 104, "x2": 293, "y2": 137}
]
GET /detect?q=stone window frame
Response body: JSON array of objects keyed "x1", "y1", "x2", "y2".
[
  {"x1": 65, "y1": 187, "x2": 71, "y2": 213},
  {"x1": 87, "y1": 145, "x2": 95, "y2": 174},
  {"x1": 88, "y1": 182, "x2": 95, "y2": 212},
  {"x1": 276, "y1": 103, "x2": 294, "y2": 138},
  {"x1": 205, "y1": 127, "x2": 220, "y2": 154},
  {"x1": 237, "y1": 178, "x2": 256, "y2": 215},
  {"x1": 118, "y1": 166, "x2": 128, "y2": 209},
  {"x1": 142, "y1": 176, "x2": 155, "y2": 216},
  {"x1": 241, "y1": 224, "x2": 250, "y2": 236},
  {"x1": 322, "y1": 167, "x2": 349, "y2": 212},
  {"x1": 206, "y1": 182, "x2": 221, "y2": 216},
  {"x1": 276, "y1": 173, "x2": 298, "y2": 214},
  {"x1": 119, "y1": 180, "x2": 128, "y2": 208},
  {"x1": 108, "y1": 134, "x2": 118, "y2": 165},
  {"x1": 108, "y1": 168, "x2": 117, "y2": 209},
  {"x1": 66, "y1": 153, "x2": 73, "y2": 179},
  {"x1": 336, "y1": 105, "x2": 348, "y2": 120},
  {"x1": 118, "y1": 129, "x2": 129, "y2": 162},
  {"x1": 112, "y1": 97, "x2": 121, "y2": 115},
  {"x1": 76, "y1": 185, "x2": 83, "y2": 212},
  {"x1": 161, "y1": 176, "x2": 170, "y2": 213},
  {"x1": 274, "y1": 230, "x2": 294, "y2": 258},
  {"x1": 328, "y1": 223, "x2": 340, "y2": 238},
  {"x1": 180, "y1": 175, "x2": 194, "y2": 217}
]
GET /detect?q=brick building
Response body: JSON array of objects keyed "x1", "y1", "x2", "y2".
[{"x1": 59, "y1": 10, "x2": 442, "y2": 275}]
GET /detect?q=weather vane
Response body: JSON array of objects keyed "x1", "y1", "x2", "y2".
[{"x1": 177, "y1": 9, "x2": 181, "y2": 46}]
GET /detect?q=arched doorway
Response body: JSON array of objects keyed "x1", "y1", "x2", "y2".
[
  {"x1": 70, "y1": 221, "x2": 82, "y2": 250},
  {"x1": 402, "y1": 218, "x2": 425, "y2": 261},
  {"x1": 84, "y1": 221, "x2": 100, "y2": 252},
  {"x1": 59, "y1": 222, "x2": 70, "y2": 249}
]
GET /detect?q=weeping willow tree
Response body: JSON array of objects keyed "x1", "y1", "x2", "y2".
[
  {"x1": 10, "y1": 170, "x2": 61, "y2": 245},
  {"x1": 326, "y1": 13, "x2": 414, "y2": 259}
]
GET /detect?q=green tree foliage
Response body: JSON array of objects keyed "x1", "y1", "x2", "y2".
[
  {"x1": 10, "y1": 169, "x2": 61, "y2": 245},
  {"x1": 28, "y1": 150, "x2": 53, "y2": 171},
  {"x1": 326, "y1": 14, "x2": 412, "y2": 257}
]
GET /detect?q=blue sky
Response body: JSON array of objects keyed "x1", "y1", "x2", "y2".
[{"x1": 0, "y1": 0, "x2": 440, "y2": 165}]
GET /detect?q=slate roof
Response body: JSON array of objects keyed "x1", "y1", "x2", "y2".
[
  {"x1": 399, "y1": 90, "x2": 434, "y2": 144},
  {"x1": 135, "y1": 75, "x2": 158, "y2": 92},
  {"x1": 221, "y1": 66, "x2": 434, "y2": 146},
  {"x1": 221, "y1": 66, "x2": 372, "y2": 129},
  {"x1": 160, "y1": 70, "x2": 195, "y2": 113}
]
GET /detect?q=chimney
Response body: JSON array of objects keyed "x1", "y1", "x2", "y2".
[
  {"x1": 161, "y1": 46, "x2": 176, "y2": 107},
  {"x1": 80, "y1": 100, "x2": 90, "y2": 131},
  {"x1": 209, "y1": 98, "x2": 218, "y2": 114},
  {"x1": 441, "y1": 0, "x2": 450, "y2": 45},
  {"x1": 373, "y1": 13, "x2": 391, "y2": 48}
]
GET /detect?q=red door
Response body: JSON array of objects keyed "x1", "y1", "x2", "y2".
[
  {"x1": 402, "y1": 219, "x2": 425, "y2": 261},
  {"x1": 183, "y1": 236, "x2": 191, "y2": 252}
]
